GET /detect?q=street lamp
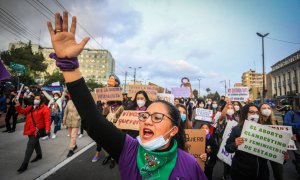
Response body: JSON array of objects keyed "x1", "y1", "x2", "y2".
[
  {"x1": 220, "y1": 80, "x2": 227, "y2": 96},
  {"x1": 256, "y1": 32, "x2": 269, "y2": 103},
  {"x1": 129, "y1": 66, "x2": 142, "y2": 84},
  {"x1": 197, "y1": 78, "x2": 201, "y2": 98}
]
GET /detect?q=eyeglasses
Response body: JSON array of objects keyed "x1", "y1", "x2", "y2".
[
  {"x1": 248, "y1": 111, "x2": 259, "y2": 115},
  {"x1": 138, "y1": 112, "x2": 173, "y2": 123}
]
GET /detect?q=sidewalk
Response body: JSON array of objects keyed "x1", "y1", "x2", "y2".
[{"x1": 0, "y1": 122, "x2": 94, "y2": 180}]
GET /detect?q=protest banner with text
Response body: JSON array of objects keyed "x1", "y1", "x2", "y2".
[
  {"x1": 195, "y1": 108, "x2": 213, "y2": 122},
  {"x1": 269, "y1": 125, "x2": 296, "y2": 150},
  {"x1": 238, "y1": 120, "x2": 290, "y2": 164},
  {"x1": 115, "y1": 110, "x2": 141, "y2": 131},
  {"x1": 128, "y1": 85, "x2": 158, "y2": 101},
  {"x1": 94, "y1": 87, "x2": 123, "y2": 102},
  {"x1": 157, "y1": 93, "x2": 175, "y2": 104},
  {"x1": 185, "y1": 129, "x2": 206, "y2": 170},
  {"x1": 227, "y1": 87, "x2": 249, "y2": 102},
  {"x1": 171, "y1": 87, "x2": 191, "y2": 98},
  {"x1": 217, "y1": 120, "x2": 238, "y2": 166}
]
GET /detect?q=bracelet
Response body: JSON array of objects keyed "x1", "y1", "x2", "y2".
[{"x1": 49, "y1": 53, "x2": 79, "y2": 71}]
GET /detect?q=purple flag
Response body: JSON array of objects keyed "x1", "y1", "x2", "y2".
[{"x1": 0, "y1": 60, "x2": 11, "y2": 80}]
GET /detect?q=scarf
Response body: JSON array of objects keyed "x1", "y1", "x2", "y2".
[
  {"x1": 136, "y1": 106, "x2": 147, "y2": 111},
  {"x1": 137, "y1": 140, "x2": 178, "y2": 180}
]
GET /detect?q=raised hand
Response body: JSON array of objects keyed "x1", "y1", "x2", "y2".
[{"x1": 47, "y1": 11, "x2": 90, "y2": 58}]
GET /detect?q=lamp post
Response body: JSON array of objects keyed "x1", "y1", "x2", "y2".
[
  {"x1": 197, "y1": 78, "x2": 201, "y2": 98},
  {"x1": 256, "y1": 32, "x2": 269, "y2": 103},
  {"x1": 128, "y1": 66, "x2": 142, "y2": 84},
  {"x1": 220, "y1": 80, "x2": 227, "y2": 96}
]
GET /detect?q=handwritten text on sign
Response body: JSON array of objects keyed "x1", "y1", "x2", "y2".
[
  {"x1": 185, "y1": 129, "x2": 206, "y2": 170},
  {"x1": 128, "y1": 85, "x2": 158, "y2": 101},
  {"x1": 94, "y1": 87, "x2": 123, "y2": 102},
  {"x1": 269, "y1": 125, "x2": 296, "y2": 150},
  {"x1": 115, "y1": 110, "x2": 142, "y2": 131},
  {"x1": 227, "y1": 87, "x2": 249, "y2": 102},
  {"x1": 217, "y1": 120, "x2": 238, "y2": 166},
  {"x1": 171, "y1": 87, "x2": 191, "y2": 98},
  {"x1": 238, "y1": 120, "x2": 290, "y2": 164},
  {"x1": 195, "y1": 108, "x2": 213, "y2": 122}
]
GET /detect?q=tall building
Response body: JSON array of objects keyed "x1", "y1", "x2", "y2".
[
  {"x1": 241, "y1": 69, "x2": 265, "y2": 99},
  {"x1": 8, "y1": 42, "x2": 115, "y2": 85},
  {"x1": 270, "y1": 50, "x2": 300, "y2": 105}
]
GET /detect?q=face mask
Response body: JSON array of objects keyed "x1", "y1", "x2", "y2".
[
  {"x1": 34, "y1": 100, "x2": 40, "y2": 105},
  {"x1": 248, "y1": 114, "x2": 259, "y2": 123},
  {"x1": 212, "y1": 104, "x2": 218, "y2": 109},
  {"x1": 199, "y1": 104, "x2": 204, "y2": 108},
  {"x1": 54, "y1": 96, "x2": 59, "y2": 100},
  {"x1": 204, "y1": 129, "x2": 209, "y2": 135},
  {"x1": 207, "y1": 101, "x2": 212, "y2": 105},
  {"x1": 234, "y1": 105, "x2": 240, "y2": 111},
  {"x1": 136, "y1": 126, "x2": 175, "y2": 151},
  {"x1": 261, "y1": 109, "x2": 272, "y2": 117},
  {"x1": 227, "y1": 109, "x2": 234, "y2": 116},
  {"x1": 137, "y1": 100, "x2": 146, "y2": 107},
  {"x1": 181, "y1": 114, "x2": 187, "y2": 122}
]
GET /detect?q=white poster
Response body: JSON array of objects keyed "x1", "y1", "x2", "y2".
[
  {"x1": 227, "y1": 87, "x2": 249, "y2": 102},
  {"x1": 195, "y1": 108, "x2": 213, "y2": 122},
  {"x1": 157, "y1": 93, "x2": 175, "y2": 104},
  {"x1": 269, "y1": 125, "x2": 296, "y2": 150}
]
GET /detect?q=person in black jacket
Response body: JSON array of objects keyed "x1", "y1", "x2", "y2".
[
  {"x1": 3, "y1": 91, "x2": 20, "y2": 133},
  {"x1": 225, "y1": 104, "x2": 269, "y2": 180}
]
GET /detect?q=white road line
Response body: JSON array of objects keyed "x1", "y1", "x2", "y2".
[{"x1": 35, "y1": 141, "x2": 96, "y2": 180}]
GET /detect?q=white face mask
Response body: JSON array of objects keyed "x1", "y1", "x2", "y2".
[
  {"x1": 234, "y1": 105, "x2": 240, "y2": 111},
  {"x1": 136, "y1": 126, "x2": 175, "y2": 151},
  {"x1": 261, "y1": 109, "x2": 272, "y2": 117},
  {"x1": 207, "y1": 101, "x2": 212, "y2": 105},
  {"x1": 248, "y1": 114, "x2": 259, "y2": 123},
  {"x1": 34, "y1": 99, "x2": 40, "y2": 105},
  {"x1": 204, "y1": 129, "x2": 209, "y2": 135},
  {"x1": 227, "y1": 109, "x2": 234, "y2": 116},
  {"x1": 137, "y1": 100, "x2": 146, "y2": 108},
  {"x1": 199, "y1": 104, "x2": 204, "y2": 108},
  {"x1": 54, "y1": 96, "x2": 59, "y2": 100},
  {"x1": 212, "y1": 104, "x2": 218, "y2": 109}
]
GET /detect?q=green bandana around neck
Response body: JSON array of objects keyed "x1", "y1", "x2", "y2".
[{"x1": 137, "y1": 140, "x2": 178, "y2": 180}]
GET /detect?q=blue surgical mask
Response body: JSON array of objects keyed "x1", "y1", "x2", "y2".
[
  {"x1": 181, "y1": 114, "x2": 187, "y2": 122},
  {"x1": 136, "y1": 126, "x2": 175, "y2": 151},
  {"x1": 212, "y1": 104, "x2": 218, "y2": 109}
]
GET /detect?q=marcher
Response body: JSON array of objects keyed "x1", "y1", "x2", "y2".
[
  {"x1": 46, "y1": 11, "x2": 207, "y2": 179},
  {"x1": 15, "y1": 94, "x2": 50, "y2": 173},
  {"x1": 3, "y1": 91, "x2": 19, "y2": 133},
  {"x1": 192, "y1": 99, "x2": 206, "y2": 129},
  {"x1": 176, "y1": 104, "x2": 192, "y2": 129},
  {"x1": 63, "y1": 98, "x2": 81, "y2": 157}
]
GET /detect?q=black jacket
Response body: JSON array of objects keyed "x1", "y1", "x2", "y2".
[{"x1": 225, "y1": 124, "x2": 269, "y2": 179}]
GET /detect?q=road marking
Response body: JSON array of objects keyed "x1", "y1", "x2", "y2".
[{"x1": 35, "y1": 141, "x2": 96, "y2": 180}]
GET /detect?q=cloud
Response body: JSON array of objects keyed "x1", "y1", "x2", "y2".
[{"x1": 186, "y1": 49, "x2": 212, "y2": 61}]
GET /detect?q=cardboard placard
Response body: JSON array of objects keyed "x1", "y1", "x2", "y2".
[
  {"x1": 128, "y1": 85, "x2": 158, "y2": 101},
  {"x1": 157, "y1": 93, "x2": 175, "y2": 104},
  {"x1": 94, "y1": 87, "x2": 123, "y2": 102},
  {"x1": 195, "y1": 108, "x2": 213, "y2": 122},
  {"x1": 238, "y1": 120, "x2": 290, "y2": 164},
  {"x1": 269, "y1": 125, "x2": 296, "y2": 150},
  {"x1": 227, "y1": 87, "x2": 249, "y2": 102},
  {"x1": 217, "y1": 120, "x2": 238, "y2": 166},
  {"x1": 115, "y1": 110, "x2": 141, "y2": 131},
  {"x1": 185, "y1": 129, "x2": 206, "y2": 170},
  {"x1": 171, "y1": 87, "x2": 191, "y2": 98}
]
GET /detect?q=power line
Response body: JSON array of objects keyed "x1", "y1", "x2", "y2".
[{"x1": 266, "y1": 37, "x2": 300, "y2": 45}]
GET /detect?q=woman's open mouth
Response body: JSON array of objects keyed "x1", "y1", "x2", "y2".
[{"x1": 142, "y1": 128, "x2": 154, "y2": 139}]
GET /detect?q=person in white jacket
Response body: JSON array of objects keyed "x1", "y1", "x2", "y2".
[{"x1": 42, "y1": 90, "x2": 65, "y2": 139}]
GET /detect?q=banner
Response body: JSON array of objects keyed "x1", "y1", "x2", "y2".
[
  {"x1": 115, "y1": 110, "x2": 141, "y2": 131},
  {"x1": 238, "y1": 120, "x2": 290, "y2": 164},
  {"x1": 269, "y1": 125, "x2": 296, "y2": 150},
  {"x1": 94, "y1": 87, "x2": 123, "y2": 102},
  {"x1": 41, "y1": 86, "x2": 64, "y2": 92},
  {"x1": 217, "y1": 120, "x2": 238, "y2": 166},
  {"x1": 212, "y1": 112, "x2": 221, "y2": 127},
  {"x1": 185, "y1": 129, "x2": 206, "y2": 170},
  {"x1": 227, "y1": 87, "x2": 249, "y2": 102},
  {"x1": 171, "y1": 87, "x2": 191, "y2": 98},
  {"x1": 157, "y1": 93, "x2": 175, "y2": 104},
  {"x1": 128, "y1": 85, "x2": 158, "y2": 101},
  {"x1": 0, "y1": 60, "x2": 11, "y2": 80},
  {"x1": 195, "y1": 108, "x2": 213, "y2": 122}
]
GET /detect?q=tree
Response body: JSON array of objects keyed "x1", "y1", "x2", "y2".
[
  {"x1": 43, "y1": 70, "x2": 65, "y2": 86},
  {"x1": 192, "y1": 89, "x2": 198, "y2": 98},
  {"x1": 86, "y1": 79, "x2": 104, "y2": 91},
  {"x1": 206, "y1": 88, "x2": 211, "y2": 94}
]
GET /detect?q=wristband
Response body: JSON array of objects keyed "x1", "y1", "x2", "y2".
[{"x1": 49, "y1": 53, "x2": 79, "y2": 71}]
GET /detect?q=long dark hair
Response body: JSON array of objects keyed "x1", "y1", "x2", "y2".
[
  {"x1": 131, "y1": 90, "x2": 151, "y2": 109},
  {"x1": 152, "y1": 100, "x2": 186, "y2": 151},
  {"x1": 176, "y1": 104, "x2": 192, "y2": 129}
]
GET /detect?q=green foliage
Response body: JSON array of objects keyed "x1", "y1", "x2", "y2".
[
  {"x1": 86, "y1": 79, "x2": 104, "y2": 91},
  {"x1": 43, "y1": 70, "x2": 65, "y2": 86}
]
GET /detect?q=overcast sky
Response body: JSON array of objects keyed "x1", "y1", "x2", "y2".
[{"x1": 0, "y1": 0, "x2": 299, "y2": 95}]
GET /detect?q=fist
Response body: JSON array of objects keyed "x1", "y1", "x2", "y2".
[{"x1": 200, "y1": 153, "x2": 207, "y2": 162}]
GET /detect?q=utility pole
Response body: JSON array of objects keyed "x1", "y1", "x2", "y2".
[
  {"x1": 124, "y1": 71, "x2": 128, "y2": 93},
  {"x1": 129, "y1": 67, "x2": 142, "y2": 84}
]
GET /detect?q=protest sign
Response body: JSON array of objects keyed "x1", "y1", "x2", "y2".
[
  {"x1": 171, "y1": 87, "x2": 191, "y2": 98},
  {"x1": 217, "y1": 120, "x2": 238, "y2": 166},
  {"x1": 94, "y1": 87, "x2": 123, "y2": 102},
  {"x1": 269, "y1": 125, "x2": 296, "y2": 150},
  {"x1": 157, "y1": 93, "x2": 175, "y2": 104},
  {"x1": 128, "y1": 85, "x2": 158, "y2": 101},
  {"x1": 212, "y1": 112, "x2": 221, "y2": 127},
  {"x1": 41, "y1": 86, "x2": 64, "y2": 92},
  {"x1": 195, "y1": 108, "x2": 213, "y2": 122},
  {"x1": 227, "y1": 87, "x2": 249, "y2": 102},
  {"x1": 115, "y1": 110, "x2": 141, "y2": 131},
  {"x1": 238, "y1": 120, "x2": 290, "y2": 164},
  {"x1": 185, "y1": 129, "x2": 206, "y2": 170}
]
